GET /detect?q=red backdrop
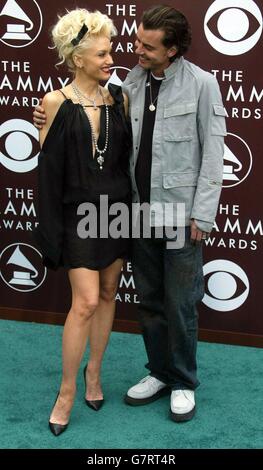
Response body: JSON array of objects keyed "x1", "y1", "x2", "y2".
[{"x1": 0, "y1": 0, "x2": 262, "y2": 346}]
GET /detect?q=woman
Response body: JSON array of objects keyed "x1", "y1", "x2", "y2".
[{"x1": 35, "y1": 8, "x2": 131, "y2": 436}]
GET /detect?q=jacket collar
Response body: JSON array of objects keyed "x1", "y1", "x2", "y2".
[
  {"x1": 125, "y1": 57, "x2": 184, "y2": 84},
  {"x1": 163, "y1": 57, "x2": 183, "y2": 79}
]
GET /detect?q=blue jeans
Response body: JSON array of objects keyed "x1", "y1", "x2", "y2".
[{"x1": 132, "y1": 227, "x2": 204, "y2": 390}]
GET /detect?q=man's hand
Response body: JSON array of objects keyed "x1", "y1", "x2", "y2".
[
  {"x1": 33, "y1": 99, "x2": 46, "y2": 129},
  {"x1": 190, "y1": 219, "x2": 209, "y2": 244}
]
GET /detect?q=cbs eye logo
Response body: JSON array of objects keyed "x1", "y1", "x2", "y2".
[
  {"x1": 0, "y1": 119, "x2": 39, "y2": 173},
  {"x1": 202, "y1": 259, "x2": 249, "y2": 311},
  {"x1": 204, "y1": 0, "x2": 263, "y2": 55}
]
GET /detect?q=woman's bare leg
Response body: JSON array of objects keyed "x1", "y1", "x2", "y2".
[
  {"x1": 85, "y1": 258, "x2": 123, "y2": 400},
  {"x1": 50, "y1": 267, "x2": 99, "y2": 425}
]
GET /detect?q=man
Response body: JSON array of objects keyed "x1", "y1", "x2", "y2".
[
  {"x1": 122, "y1": 5, "x2": 226, "y2": 423},
  {"x1": 33, "y1": 5, "x2": 226, "y2": 422}
]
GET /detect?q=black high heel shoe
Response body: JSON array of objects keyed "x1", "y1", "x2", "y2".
[
  {"x1": 83, "y1": 365, "x2": 104, "y2": 411},
  {"x1": 49, "y1": 393, "x2": 69, "y2": 436}
]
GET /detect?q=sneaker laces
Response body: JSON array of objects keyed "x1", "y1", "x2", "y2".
[
  {"x1": 139, "y1": 375, "x2": 152, "y2": 384},
  {"x1": 172, "y1": 390, "x2": 194, "y2": 403},
  {"x1": 173, "y1": 389, "x2": 184, "y2": 396},
  {"x1": 139, "y1": 376, "x2": 164, "y2": 392}
]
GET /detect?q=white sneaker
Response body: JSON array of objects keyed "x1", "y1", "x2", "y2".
[
  {"x1": 170, "y1": 390, "x2": 195, "y2": 422},
  {"x1": 124, "y1": 375, "x2": 169, "y2": 405}
]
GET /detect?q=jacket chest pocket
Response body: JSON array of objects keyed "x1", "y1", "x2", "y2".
[{"x1": 163, "y1": 102, "x2": 197, "y2": 141}]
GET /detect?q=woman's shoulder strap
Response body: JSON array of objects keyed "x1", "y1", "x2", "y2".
[{"x1": 58, "y1": 89, "x2": 68, "y2": 100}]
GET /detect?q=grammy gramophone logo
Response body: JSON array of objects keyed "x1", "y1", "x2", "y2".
[
  {"x1": 223, "y1": 133, "x2": 253, "y2": 188},
  {"x1": 0, "y1": 243, "x2": 47, "y2": 292},
  {"x1": 106, "y1": 66, "x2": 131, "y2": 88},
  {"x1": 0, "y1": 0, "x2": 42, "y2": 48}
]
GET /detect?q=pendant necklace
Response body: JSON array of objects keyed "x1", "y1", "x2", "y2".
[
  {"x1": 148, "y1": 72, "x2": 164, "y2": 112},
  {"x1": 148, "y1": 73, "x2": 158, "y2": 112},
  {"x1": 72, "y1": 81, "x2": 109, "y2": 170}
]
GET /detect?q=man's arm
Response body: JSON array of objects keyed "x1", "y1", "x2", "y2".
[
  {"x1": 191, "y1": 73, "x2": 226, "y2": 237},
  {"x1": 33, "y1": 98, "x2": 47, "y2": 130},
  {"x1": 123, "y1": 92, "x2": 129, "y2": 117}
]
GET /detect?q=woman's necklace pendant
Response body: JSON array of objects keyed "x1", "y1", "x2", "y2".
[
  {"x1": 97, "y1": 154, "x2": 104, "y2": 170},
  {"x1": 149, "y1": 103, "x2": 156, "y2": 112}
]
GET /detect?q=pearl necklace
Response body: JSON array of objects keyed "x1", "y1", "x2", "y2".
[
  {"x1": 72, "y1": 82, "x2": 109, "y2": 170},
  {"x1": 72, "y1": 83, "x2": 100, "y2": 110}
]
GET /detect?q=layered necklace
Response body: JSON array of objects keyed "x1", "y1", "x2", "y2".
[
  {"x1": 71, "y1": 81, "x2": 109, "y2": 170},
  {"x1": 72, "y1": 84, "x2": 101, "y2": 110}
]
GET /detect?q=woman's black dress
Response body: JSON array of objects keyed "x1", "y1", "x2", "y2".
[{"x1": 34, "y1": 85, "x2": 131, "y2": 271}]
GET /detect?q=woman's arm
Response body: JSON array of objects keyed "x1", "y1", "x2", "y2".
[{"x1": 39, "y1": 91, "x2": 65, "y2": 147}]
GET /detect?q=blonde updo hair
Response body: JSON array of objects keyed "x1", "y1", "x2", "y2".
[{"x1": 51, "y1": 8, "x2": 117, "y2": 72}]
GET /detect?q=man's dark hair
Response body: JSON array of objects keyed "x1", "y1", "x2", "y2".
[{"x1": 142, "y1": 4, "x2": 192, "y2": 59}]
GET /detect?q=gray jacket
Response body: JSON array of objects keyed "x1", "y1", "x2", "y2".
[{"x1": 123, "y1": 57, "x2": 227, "y2": 232}]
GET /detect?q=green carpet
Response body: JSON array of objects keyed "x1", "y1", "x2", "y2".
[{"x1": 0, "y1": 319, "x2": 262, "y2": 449}]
